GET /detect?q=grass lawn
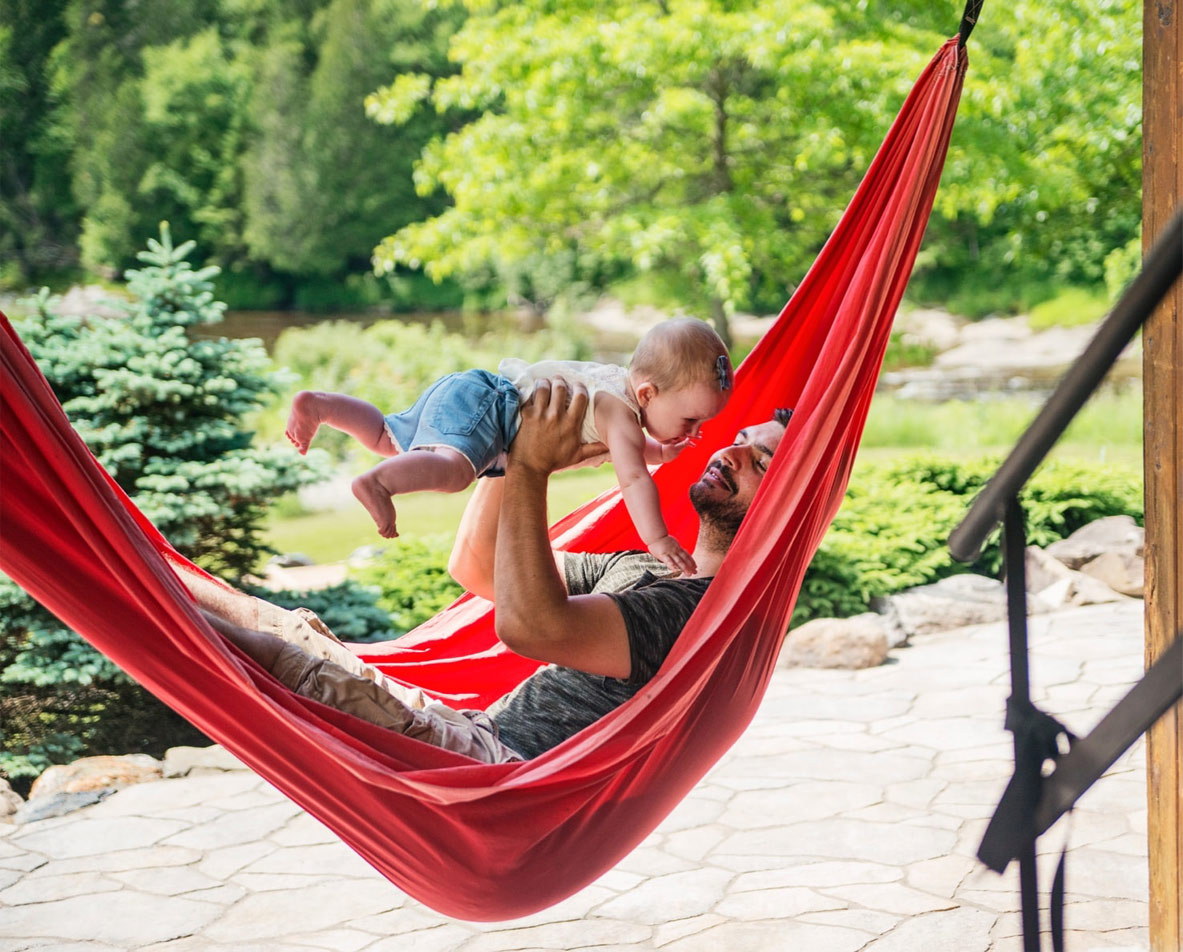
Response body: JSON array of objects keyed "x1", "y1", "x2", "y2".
[
  {"x1": 264, "y1": 466, "x2": 619, "y2": 564},
  {"x1": 265, "y1": 388, "x2": 1143, "y2": 565}
]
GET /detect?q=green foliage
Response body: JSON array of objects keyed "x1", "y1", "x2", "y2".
[
  {"x1": 257, "y1": 317, "x2": 591, "y2": 454},
  {"x1": 1, "y1": 225, "x2": 318, "y2": 783},
  {"x1": 1027, "y1": 287, "x2": 1111, "y2": 329},
  {"x1": 12, "y1": 0, "x2": 461, "y2": 296},
  {"x1": 0, "y1": 0, "x2": 78, "y2": 282},
  {"x1": 247, "y1": 581, "x2": 396, "y2": 643},
  {"x1": 238, "y1": 0, "x2": 463, "y2": 278},
  {"x1": 862, "y1": 390, "x2": 1142, "y2": 456},
  {"x1": 351, "y1": 537, "x2": 464, "y2": 635},
  {"x1": 1104, "y1": 234, "x2": 1143, "y2": 301},
  {"x1": 14, "y1": 226, "x2": 322, "y2": 576},
  {"x1": 252, "y1": 541, "x2": 464, "y2": 644},
  {"x1": 375, "y1": 0, "x2": 1141, "y2": 333},
  {"x1": 915, "y1": 1, "x2": 1141, "y2": 309},
  {"x1": 374, "y1": 0, "x2": 910, "y2": 343},
  {"x1": 792, "y1": 454, "x2": 1144, "y2": 625},
  {"x1": 9, "y1": 1, "x2": 1144, "y2": 318},
  {"x1": 881, "y1": 330, "x2": 938, "y2": 371}
]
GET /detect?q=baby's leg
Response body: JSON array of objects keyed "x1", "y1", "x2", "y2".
[
  {"x1": 286, "y1": 391, "x2": 398, "y2": 456},
  {"x1": 352, "y1": 447, "x2": 475, "y2": 538}
]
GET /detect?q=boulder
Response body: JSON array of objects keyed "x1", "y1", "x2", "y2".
[
  {"x1": 1046, "y1": 516, "x2": 1144, "y2": 569},
  {"x1": 780, "y1": 613, "x2": 889, "y2": 670},
  {"x1": 892, "y1": 308, "x2": 964, "y2": 352},
  {"x1": 0, "y1": 777, "x2": 23, "y2": 823},
  {"x1": 1025, "y1": 544, "x2": 1075, "y2": 593},
  {"x1": 1079, "y1": 550, "x2": 1145, "y2": 598},
  {"x1": 875, "y1": 574, "x2": 1007, "y2": 643},
  {"x1": 28, "y1": 753, "x2": 162, "y2": 800},
  {"x1": 13, "y1": 790, "x2": 112, "y2": 824},
  {"x1": 1025, "y1": 546, "x2": 1128, "y2": 610},
  {"x1": 268, "y1": 552, "x2": 316, "y2": 568},
  {"x1": 163, "y1": 745, "x2": 247, "y2": 778}
]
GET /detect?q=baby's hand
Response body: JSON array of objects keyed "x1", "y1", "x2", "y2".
[
  {"x1": 660, "y1": 439, "x2": 694, "y2": 463},
  {"x1": 648, "y1": 535, "x2": 697, "y2": 577}
]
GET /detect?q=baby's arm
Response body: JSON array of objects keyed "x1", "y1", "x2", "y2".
[
  {"x1": 643, "y1": 436, "x2": 691, "y2": 466},
  {"x1": 597, "y1": 401, "x2": 697, "y2": 576}
]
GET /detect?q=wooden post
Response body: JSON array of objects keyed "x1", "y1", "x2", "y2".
[{"x1": 1142, "y1": 2, "x2": 1182, "y2": 950}]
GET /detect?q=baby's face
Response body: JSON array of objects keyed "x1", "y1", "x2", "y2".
[{"x1": 641, "y1": 379, "x2": 730, "y2": 444}]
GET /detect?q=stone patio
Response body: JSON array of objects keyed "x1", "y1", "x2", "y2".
[{"x1": 0, "y1": 600, "x2": 1152, "y2": 951}]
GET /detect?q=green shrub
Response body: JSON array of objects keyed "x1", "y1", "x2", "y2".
[
  {"x1": 1, "y1": 226, "x2": 318, "y2": 784},
  {"x1": 211, "y1": 269, "x2": 289, "y2": 310},
  {"x1": 907, "y1": 269, "x2": 1061, "y2": 319},
  {"x1": 1103, "y1": 235, "x2": 1142, "y2": 302},
  {"x1": 384, "y1": 271, "x2": 467, "y2": 312},
  {"x1": 248, "y1": 581, "x2": 396, "y2": 644},
  {"x1": 258, "y1": 317, "x2": 592, "y2": 455},
  {"x1": 351, "y1": 537, "x2": 464, "y2": 635},
  {"x1": 792, "y1": 455, "x2": 1143, "y2": 626},
  {"x1": 273, "y1": 456, "x2": 1143, "y2": 641},
  {"x1": 1027, "y1": 286, "x2": 1110, "y2": 329},
  {"x1": 882, "y1": 330, "x2": 938, "y2": 371}
]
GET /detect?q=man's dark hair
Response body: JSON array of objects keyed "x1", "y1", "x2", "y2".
[{"x1": 773, "y1": 407, "x2": 794, "y2": 428}]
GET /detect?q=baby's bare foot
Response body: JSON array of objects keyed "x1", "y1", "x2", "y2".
[
  {"x1": 286, "y1": 391, "x2": 324, "y2": 455},
  {"x1": 352, "y1": 473, "x2": 399, "y2": 538}
]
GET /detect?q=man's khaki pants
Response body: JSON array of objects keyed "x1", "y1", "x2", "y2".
[{"x1": 175, "y1": 558, "x2": 523, "y2": 764}]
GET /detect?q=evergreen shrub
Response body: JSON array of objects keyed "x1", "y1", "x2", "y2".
[
  {"x1": 249, "y1": 581, "x2": 396, "y2": 644},
  {"x1": 791, "y1": 455, "x2": 1143, "y2": 626},
  {"x1": 1, "y1": 225, "x2": 321, "y2": 785},
  {"x1": 351, "y1": 537, "x2": 464, "y2": 635}
]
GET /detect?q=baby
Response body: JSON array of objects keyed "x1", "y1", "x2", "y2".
[{"x1": 285, "y1": 318, "x2": 732, "y2": 575}]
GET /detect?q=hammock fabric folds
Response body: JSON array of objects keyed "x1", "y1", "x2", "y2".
[{"x1": 0, "y1": 39, "x2": 967, "y2": 920}]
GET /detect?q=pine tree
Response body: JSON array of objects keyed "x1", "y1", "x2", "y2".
[{"x1": 0, "y1": 224, "x2": 321, "y2": 785}]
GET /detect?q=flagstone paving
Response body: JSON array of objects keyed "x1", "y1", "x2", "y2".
[{"x1": 0, "y1": 601, "x2": 1154, "y2": 951}]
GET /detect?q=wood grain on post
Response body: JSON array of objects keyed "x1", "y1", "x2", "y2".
[{"x1": 1142, "y1": 1, "x2": 1182, "y2": 949}]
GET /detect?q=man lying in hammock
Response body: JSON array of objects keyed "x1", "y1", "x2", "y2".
[{"x1": 200, "y1": 377, "x2": 790, "y2": 763}]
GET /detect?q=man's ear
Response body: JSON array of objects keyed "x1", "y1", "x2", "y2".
[{"x1": 634, "y1": 380, "x2": 657, "y2": 407}]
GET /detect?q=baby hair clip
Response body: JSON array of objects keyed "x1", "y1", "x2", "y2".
[{"x1": 715, "y1": 354, "x2": 732, "y2": 391}]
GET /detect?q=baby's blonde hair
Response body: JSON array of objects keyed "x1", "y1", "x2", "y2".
[{"x1": 629, "y1": 318, "x2": 731, "y2": 393}]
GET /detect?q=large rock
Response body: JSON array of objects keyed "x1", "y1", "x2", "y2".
[
  {"x1": 892, "y1": 308, "x2": 965, "y2": 352},
  {"x1": 875, "y1": 574, "x2": 1006, "y2": 644},
  {"x1": 780, "y1": 614, "x2": 889, "y2": 670},
  {"x1": 12, "y1": 789, "x2": 112, "y2": 824},
  {"x1": 1046, "y1": 515, "x2": 1144, "y2": 569},
  {"x1": 1025, "y1": 545, "x2": 1128, "y2": 610},
  {"x1": 163, "y1": 745, "x2": 247, "y2": 778},
  {"x1": 1079, "y1": 550, "x2": 1144, "y2": 598},
  {"x1": 28, "y1": 753, "x2": 163, "y2": 800},
  {"x1": 0, "y1": 777, "x2": 24, "y2": 823}
]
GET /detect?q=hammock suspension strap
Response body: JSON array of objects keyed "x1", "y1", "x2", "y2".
[{"x1": 958, "y1": 0, "x2": 985, "y2": 48}]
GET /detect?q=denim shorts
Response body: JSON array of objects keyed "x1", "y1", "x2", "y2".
[{"x1": 383, "y1": 369, "x2": 521, "y2": 477}]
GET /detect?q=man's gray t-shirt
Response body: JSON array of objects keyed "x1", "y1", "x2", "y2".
[{"x1": 487, "y1": 551, "x2": 712, "y2": 759}]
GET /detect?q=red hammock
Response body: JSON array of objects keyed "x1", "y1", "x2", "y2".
[{"x1": 0, "y1": 39, "x2": 967, "y2": 920}]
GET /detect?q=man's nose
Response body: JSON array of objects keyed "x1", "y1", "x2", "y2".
[{"x1": 717, "y1": 445, "x2": 744, "y2": 469}]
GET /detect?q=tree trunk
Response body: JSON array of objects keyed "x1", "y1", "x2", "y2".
[{"x1": 709, "y1": 296, "x2": 733, "y2": 351}]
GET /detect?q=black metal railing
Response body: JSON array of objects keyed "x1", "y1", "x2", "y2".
[{"x1": 948, "y1": 206, "x2": 1183, "y2": 952}]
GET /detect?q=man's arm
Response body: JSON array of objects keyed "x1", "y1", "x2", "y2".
[
  {"x1": 448, "y1": 476, "x2": 508, "y2": 599},
  {"x1": 448, "y1": 386, "x2": 606, "y2": 599},
  {"x1": 493, "y1": 379, "x2": 633, "y2": 679}
]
